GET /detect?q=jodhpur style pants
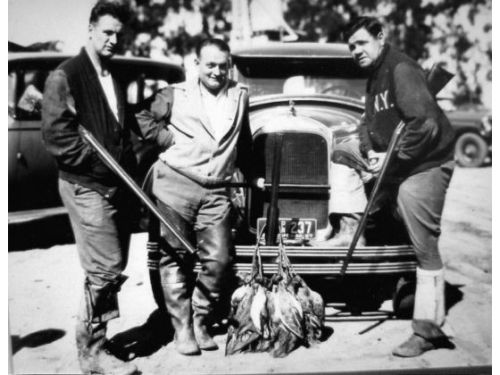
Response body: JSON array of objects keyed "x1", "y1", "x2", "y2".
[
  {"x1": 59, "y1": 178, "x2": 132, "y2": 324},
  {"x1": 331, "y1": 140, "x2": 455, "y2": 270}
]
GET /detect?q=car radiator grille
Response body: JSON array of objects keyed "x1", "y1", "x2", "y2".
[
  {"x1": 250, "y1": 131, "x2": 330, "y2": 229},
  {"x1": 259, "y1": 132, "x2": 328, "y2": 185}
]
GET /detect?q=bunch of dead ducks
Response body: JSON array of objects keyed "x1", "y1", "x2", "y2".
[{"x1": 226, "y1": 236, "x2": 325, "y2": 357}]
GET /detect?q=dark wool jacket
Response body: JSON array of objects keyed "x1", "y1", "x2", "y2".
[
  {"x1": 42, "y1": 48, "x2": 137, "y2": 198},
  {"x1": 359, "y1": 44, "x2": 455, "y2": 177}
]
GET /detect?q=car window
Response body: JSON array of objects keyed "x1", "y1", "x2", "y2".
[
  {"x1": 9, "y1": 59, "x2": 183, "y2": 121},
  {"x1": 233, "y1": 56, "x2": 367, "y2": 99},
  {"x1": 11, "y1": 68, "x2": 47, "y2": 120},
  {"x1": 8, "y1": 71, "x2": 17, "y2": 117},
  {"x1": 126, "y1": 77, "x2": 169, "y2": 104}
]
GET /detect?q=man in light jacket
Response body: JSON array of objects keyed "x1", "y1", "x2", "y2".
[{"x1": 136, "y1": 38, "x2": 261, "y2": 355}]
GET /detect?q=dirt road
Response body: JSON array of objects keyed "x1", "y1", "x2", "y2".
[{"x1": 8, "y1": 167, "x2": 492, "y2": 374}]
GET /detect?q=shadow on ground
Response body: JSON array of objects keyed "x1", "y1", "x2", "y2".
[
  {"x1": 9, "y1": 215, "x2": 74, "y2": 251},
  {"x1": 108, "y1": 309, "x2": 174, "y2": 360},
  {"x1": 11, "y1": 329, "x2": 66, "y2": 354}
]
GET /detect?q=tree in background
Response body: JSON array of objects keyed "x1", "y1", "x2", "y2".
[
  {"x1": 119, "y1": 0, "x2": 490, "y2": 107},
  {"x1": 283, "y1": 0, "x2": 491, "y2": 107}
]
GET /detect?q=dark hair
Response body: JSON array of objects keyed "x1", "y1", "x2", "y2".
[
  {"x1": 343, "y1": 17, "x2": 383, "y2": 42},
  {"x1": 195, "y1": 38, "x2": 230, "y2": 57},
  {"x1": 89, "y1": 0, "x2": 131, "y2": 25}
]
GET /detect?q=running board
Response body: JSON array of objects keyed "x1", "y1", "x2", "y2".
[{"x1": 8, "y1": 207, "x2": 67, "y2": 225}]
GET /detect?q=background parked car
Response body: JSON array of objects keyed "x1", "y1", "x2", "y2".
[
  {"x1": 445, "y1": 107, "x2": 492, "y2": 168},
  {"x1": 8, "y1": 51, "x2": 184, "y2": 224}
]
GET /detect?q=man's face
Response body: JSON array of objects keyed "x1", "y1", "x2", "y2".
[
  {"x1": 88, "y1": 15, "x2": 123, "y2": 59},
  {"x1": 197, "y1": 45, "x2": 230, "y2": 93},
  {"x1": 348, "y1": 27, "x2": 384, "y2": 69}
]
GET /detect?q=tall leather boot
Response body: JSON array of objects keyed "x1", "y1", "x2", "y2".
[
  {"x1": 76, "y1": 280, "x2": 137, "y2": 375},
  {"x1": 157, "y1": 201, "x2": 200, "y2": 355},
  {"x1": 312, "y1": 213, "x2": 366, "y2": 247},
  {"x1": 393, "y1": 267, "x2": 454, "y2": 357},
  {"x1": 192, "y1": 211, "x2": 234, "y2": 351}
]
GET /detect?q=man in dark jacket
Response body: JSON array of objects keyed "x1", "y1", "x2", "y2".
[
  {"x1": 325, "y1": 17, "x2": 456, "y2": 357},
  {"x1": 41, "y1": 2, "x2": 138, "y2": 374}
]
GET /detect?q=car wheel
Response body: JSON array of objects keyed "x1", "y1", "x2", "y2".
[
  {"x1": 392, "y1": 276, "x2": 415, "y2": 319},
  {"x1": 455, "y1": 132, "x2": 488, "y2": 168}
]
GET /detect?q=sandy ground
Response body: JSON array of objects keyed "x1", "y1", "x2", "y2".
[{"x1": 8, "y1": 167, "x2": 492, "y2": 374}]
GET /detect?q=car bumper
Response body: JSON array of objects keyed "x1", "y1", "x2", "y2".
[{"x1": 193, "y1": 245, "x2": 417, "y2": 276}]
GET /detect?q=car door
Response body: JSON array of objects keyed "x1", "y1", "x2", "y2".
[{"x1": 8, "y1": 60, "x2": 61, "y2": 213}]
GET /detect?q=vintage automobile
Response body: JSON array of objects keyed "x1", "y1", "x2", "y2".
[
  {"x1": 229, "y1": 43, "x2": 418, "y2": 314},
  {"x1": 446, "y1": 107, "x2": 492, "y2": 168},
  {"x1": 144, "y1": 43, "x2": 418, "y2": 317},
  {"x1": 8, "y1": 51, "x2": 185, "y2": 224}
]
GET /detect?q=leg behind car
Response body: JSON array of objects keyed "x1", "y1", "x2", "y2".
[{"x1": 314, "y1": 140, "x2": 369, "y2": 246}]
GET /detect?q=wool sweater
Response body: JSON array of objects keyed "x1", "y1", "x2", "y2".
[{"x1": 359, "y1": 44, "x2": 455, "y2": 177}]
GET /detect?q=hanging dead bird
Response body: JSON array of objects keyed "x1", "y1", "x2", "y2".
[
  {"x1": 276, "y1": 238, "x2": 324, "y2": 347},
  {"x1": 250, "y1": 283, "x2": 270, "y2": 339},
  {"x1": 226, "y1": 239, "x2": 270, "y2": 355},
  {"x1": 291, "y1": 275, "x2": 325, "y2": 345},
  {"x1": 225, "y1": 275, "x2": 260, "y2": 355},
  {"x1": 226, "y1": 234, "x2": 326, "y2": 357}
]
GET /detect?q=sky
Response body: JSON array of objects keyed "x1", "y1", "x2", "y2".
[{"x1": 8, "y1": 0, "x2": 95, "y2": 53}]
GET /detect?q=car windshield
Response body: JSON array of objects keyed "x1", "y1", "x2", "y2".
[{"x1": 232, "y1": 56, "x2": 368, "y2": 99}]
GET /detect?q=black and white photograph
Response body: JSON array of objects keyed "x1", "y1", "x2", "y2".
[{"x1": 8, "y1": 0, "x2": 492, "y2": 374}]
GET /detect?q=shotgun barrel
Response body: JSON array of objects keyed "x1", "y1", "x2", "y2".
[{"x1": 80, "y1": 127, "x2": 197, "y2": 255}]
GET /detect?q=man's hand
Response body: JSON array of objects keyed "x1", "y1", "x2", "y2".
[
  {"x1": 252, "y1": 178, "x2": 266, "y2": 191},
  {"x1": 367, "y1": 150, "x2": 387, "y2": 175}
]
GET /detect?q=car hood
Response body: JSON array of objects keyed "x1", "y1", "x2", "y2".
[{"x1": 248, "y1": 93, "x2": 364, "y2": 142}]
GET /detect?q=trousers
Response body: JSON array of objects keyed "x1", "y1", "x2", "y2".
[
  {"x1": 152, "y1": 161, "x2": 234, "y2": 317},
  {"x1": 330, "y1": 140, "x2": 454, "y2": 270},
  {"x1": 59, "y1": 178, "x2": 132, "y2": 322}
]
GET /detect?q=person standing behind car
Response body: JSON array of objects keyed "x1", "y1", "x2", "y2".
[
  {"x1": 326, "y1": 16, "x2": 456, "y2": 357},
  {"x1": 136, "y1": 38, "x2": 263, "y2": 355},
  {"x1": 41, "y1": 2, "x2": 138, "y2": 374}
]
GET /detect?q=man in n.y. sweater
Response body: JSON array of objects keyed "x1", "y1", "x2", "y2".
[{"x1": 324, "y1": 17, "x2": 456, "y2": 357}]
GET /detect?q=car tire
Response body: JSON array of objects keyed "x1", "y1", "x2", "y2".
[
  {"x1": 455, "y1": 132, "x2": 488, "y2": 168},
  {"x1": 392, "y1": 276, "x2": 415, "y2": 319}
]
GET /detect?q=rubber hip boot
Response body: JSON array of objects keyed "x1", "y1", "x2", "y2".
[
  {"x1": 311, "y1": 213, "x2": 366, "y2": 247},
  {"x1": 192, "y1": 211, "x2": 234, "y2": 350},
  {"x1": 156, "y1": 201, "x2": 200, "y2": 355},
  {"x1": 192, "y1": 311, "x2": 218, "y2": 351},
  {"x1": 76, "y1": 321, "x2": 138, "y2": 375},
  {"x1": 393, "y1": 267, "x2": 454, "y2": 357},
  {"x1": 162, "y1": 281, "x2": 201, "y2": 355}
]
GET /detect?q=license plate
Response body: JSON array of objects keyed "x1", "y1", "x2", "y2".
[{"x1": 257, "y1": 218, "x2": 317, "y2": 244}]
